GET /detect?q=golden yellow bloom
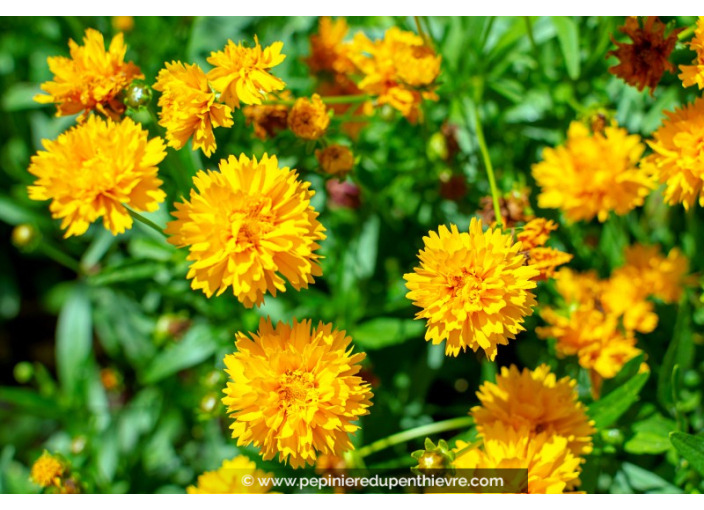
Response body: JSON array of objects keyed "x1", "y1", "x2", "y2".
[
  {"x1": 187, "y1": 455, "x2": 274, "y2": 494},
  {"x1": 679, "y1": 17, "x2": 704, "y2": 89},
  {"x1": 532, "y1": 121, "x2": 653, "y2": 222},
  {"x1": 30, "y1": 451, "x2": 65, "y2": 488},
  {"x1": 641, "y1": 97, "x2": 704, "y2": 209},
  {"x1": 614, "y1": 244, "x2": 691, "y2": 303},
  {"x1": 517, "y1": 218, "x2": 573, "y2": 280},
  {"x1": 243, "y1": 91, "x2": 291, "y2": 140},
  {"x1": 34, "y1": 28, "x2": 143, "y2": 121},
  {"x1": 306, "y1": 16, "x2": 355, "y2": 75},
  {"x1": 28, "y1": 116, "x2": 166, "y2": 238},
  {"x1": 165, "y1": 154, "x2": 325, "y2": 308},
  {"x1": 206, "y1": 37, "x2": 286, "y2": 109},
  {"x1": 112, "y1": 16, "x2": 134, "y2": 32},
  {"x1": 350, "y1": 27, "x2": 440, "y2": 122},
  {"x1": 472, "y1": 365, "x2": 595, "y2": 457},
  {"x1": 454, "y1": 423, "x2": 582, "y2": 494},
  {"x1": 222, "y1": 318, "x2": 373, "y2": 469},
  {"x1": 404, "y1": 219, "x2": 539, "y2": 360},
  {"x1": 288, "y1": 94, "x2": 330, "y2": 140},
  {"x1": 153, "y1": 61, "x2": 233, "y2": 157},
  {"x1": 316, "y1": 145, "x2": 354, "y2": 178},
  {"x1": 601, "y1": 273, "x2": 658, "y2": 334}
]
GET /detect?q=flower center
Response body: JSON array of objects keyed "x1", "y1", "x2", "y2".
[
  {"x1": 449, "y1": 268, "x2": 485, "y2": 307},
  {"x1": 278, "y1": 370, "x2": 316, "y2": 410},
  {"x1": 225, "y1": 197, "x2": 274, "y2": 249}
]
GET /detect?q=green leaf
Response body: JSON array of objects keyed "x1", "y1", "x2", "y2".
[
  {"x1": 670, "y1": 432, "x2": 704, "y2": 477},
  {"x1": 141, "y1": 323, "x2": 218, "y2": 384},
  {"x1": 0, "y1": 387, "x2": 62, "y2": 418},
  {"x1": 625, "y1": 432, "x2": 673, "y2": 455},
  {"x1": 56, "y1": 284, "x2": 93, "y2": 398},
  {"x1": 602, "y1": 354, "x2": 644, "y2": 396},
  {"x1": 552, "y1": 16, "x2": 580, "y2": 79},
  {"x1": 658, "y1": 301, "x2": 694, "y2": 408},
  {"x1": 1, "y1": 82, "x2": 44, "y2": 111},
  {"x1": 351, "y1": 317, "x2": 425, "y2": 350},
  {"x1": 588, "y1": 372, "x2": 649, "y2": 429},
  {"x1": 88, "y1": 260, "x2": 165, "y2": 287},
  {"x1": 620, "y1": 463, "x2": 682, "y2": 494}
]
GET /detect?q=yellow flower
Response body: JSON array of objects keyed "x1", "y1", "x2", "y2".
[
  {"x1": 306, "y1": 16, "x2": 355, "y2": 75},
  {"x1": 679, "y1": 17, "x2": 704, "y2": 89},
  {"x1": 517, "y1": 218, "x2": 573, "y2": 280},
  {"x1": 350, "y1": 27, "x2": 440, "y2": 122},
  {"x1": 288, "y1": 94, "x2": 330, "y2": 140},
  {"x1": 187, "y1": 455, "x2": 274, "y2": 494},
  {"x1": 472, "y1": 364, "x2": 595, "y2": 457},
  {"x1": 34, "y1": 28, "x2": 143, "y2": 121},
  {"x1": 614, "y1": 244, "x2": 691, "y2": 303},
  {"x1": 243, "y1": 91, "x2": 291, "y2": 140},
  {"x1": 206, "y1": 37, "x2": 286, "y2": 109},
  {"x1": 404, "y1": 219, "x2": 539, "y2": 360},
  {"x1": 315, "y1": 144, "x2": 354, "y2": 178},
  {"x1": 222, "y1": 317, "x2": 374, "y2": 469},
  {"x1": 30, "y1": 451, "x2": 65, "y2": 488},
  {"x1": 153, "y1": 61, "x2": 233, "y2": 157},
  {"x1": 532, "y1": 121, "x2": 653, "y2": 222},
  {"x1": 165, "y1": 154, "x2": 325, "y2": 308},
  {"x1": 28, "y1": 116, "x2": 166, "y2": 238},
  {"x1": 454, "y1": 423, "x2": 582, "y2": 494},
  {"x1": 601, "y1": 272, "x2": 658, "y2": 334},
  {"x1": 641, "y1": 97, "x2": 704, "y2": 209}
]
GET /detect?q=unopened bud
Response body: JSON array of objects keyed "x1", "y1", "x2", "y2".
[{"x1": 123, "y1": 80, "x2": 152, "y2": 110}]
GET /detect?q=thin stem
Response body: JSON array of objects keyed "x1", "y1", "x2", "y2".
[
  {"x1": 357, "y1": 416, "x2": 474, "y2": 459},
  {"x1": 678, "y1": 23, "x2": 696, "y2": 41},
  {"x1": 470, "y1": 101, "x2": 503, "y2": 229},
  {"x1": 127, "y1": 208, "x2": 166, "y2": 237},
  {"x1": 39, "y1": 243, "x2": 81, "y2": 273},
  {"x1": 453, "y1": 438, "x2": 484, "y2": 459},
  {"x1": 414, "y1": 16, "x2": 432, "y2": 48},
  {"x1": 264, "y1": 94, "x2": 372, "y2": 107}
]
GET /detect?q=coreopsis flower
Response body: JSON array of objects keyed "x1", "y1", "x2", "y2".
[
  {"x1": 222, "y1": 318, "x2": 373, "y2": 469},
  {"x1": 350, "y1": 27, "x2": 440, "y2": 122},
  {"x1": 288, "y1": 94, "x2": 330, "y2": 140},
  {"x1": 641, "y1": 97, "x2": 704, "y2": 209},
  {"x1": 607, "y1": 16, "x2": 681, "y2": 95},
  {"x1": 28, "y1": 116, "x2": 166, "y2": 238},
  {"x1": 601, "y1": 273, "x2": 658, "y2": 334},
  {"x1": 517, "y1": 218, "x2": 573, "y2": 280},
  {"x1": 404, "y1": 218, "x2": 539, "y2": 360},
  {"x1": 165, "y1": 154, "x2": 325, "y2": 308},
  {"x1": 679, "y1": 17, "x2": 704, "y2": 89},
  {"x1": 316, "y1": 144, "x2": 354, "y2": 178},
  {"x1": 187, "y1": 455, "x2": 274, "y2": 494},
  {"x1": 243, "y1": 91, "x2": 291, "y2": 140},
  {"x1": 153, "y1": 61, "x2": 233, "y2": 157},
  {"x1": 34, "y1": 28, "x2": 143, "y2": 121},
  {"x1": 454, "y1": 423, "x2": 582, "y2": 494},
  {"x1": 306, "y1": 16, "x2": 355, "y2": 75},
  {"x1": 206, "y1": 37, "x2": 286, "y2": 109},
  {"x1": 614, "y1": 244, "x2": 691, "y2": 303},
  {"x1": 30, "y1": 451, "x2": 65, "y2": 489},
  {"x1": 532, "y1": 121, "x2": 654, "y2": 222},
  {"x1": 472, "y1": 365, "x2": 595, "y2": 457}
]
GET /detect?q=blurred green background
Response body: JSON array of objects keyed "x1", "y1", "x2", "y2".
[{"x1": 0, "y1": 16, "x2": 703, "y2": 494}]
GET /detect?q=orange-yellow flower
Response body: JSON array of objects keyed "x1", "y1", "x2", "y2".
[
  {"x1": 243, "y1": 91, "x2": 291, "y2": 140},
  {"x1": 349, "y1": 27, "x2": 440, "y2": 122},
  {"x1": 288, "y1": 94, "x2": 330, "y2": 140},
  {"x1": 34, "y1": 28, "x2": 143, "y2": 121},
  {"x1": 30, "y1": 451, "x2": 65, "y2": 489},
  {"x1": 472, "y1": 365, "x2": 595, "y2": 457},
  {"x1": 153, "y1": 61, "x2": 233, "y2": 157},
  {"x1": 187, "y1": 455, "x2": 274, "y2": 494},
  {"x1": 28, "y1": 116, "x2": 166, "y2": 238},
  {"x1": 222, "y1": 317, "x2": 373, "y2": 469},
  {"x1": 316, "y1": 144, "x2": 354, "y2": 178},
  {"x1": 404, "y1": 219, "x2": 539, "y2": 360},
  {"x1": 165, "y1": 154, "x2": 325, "y2": 308},
  {"x1": 641, "y1": 97, "x2": 704, "y2": 209},
  {"x1": 679, "y1": 17, "x2": 704, "y2": 89},
  {"x1": 454, "y1": 423, "x2": 582, "y2": 494},
  {"x1": 607, "y1": 16, "x2": 681, "y2": 95},
  {"x1": 206, "y1": 37, "x2": 286, "y2": 109},
  {"x1": 516, "y1": 218, "x2": 573, "y2": 280},
  {"x1": 111, "y1": 16, "x2": 134, "y2": 32},
  {"x1": 306, "y1": 16, "x2": 355, "y2": 75},
  {"x1": 532, "y1": 121, "x2": 654, "y2": 222}
]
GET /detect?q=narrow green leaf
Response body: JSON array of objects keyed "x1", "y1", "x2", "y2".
[
  {"x1": 588, "y1": 372, "x2": 649, "y2": 429},
  {"x1": 658, "y1": 300, "x2": 694, "y2": 408},
  {"x1": 552, "y1": 16, "x2": 580, "y2": 79},
  {"x1": 670, "y1": 432, "x2": 704, "y2": 477},
  {"x1": 621, "y1": 462, "x2": 682, "y2": 494},
  {"x1": 56, "y1": 284, "x2": 93, "y2": 398},
  {"x1": 352, "y1": 317, "x2": 425, "y2": 350}
]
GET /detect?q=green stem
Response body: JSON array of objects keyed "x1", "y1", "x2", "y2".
[
  {"x1": 357, "y1": 416, "x2": 474, "y2": 459},
  {"x1": 453, "y1": 438, "x2": 484, "y2": 459},
  {"x1": 678, "y1": 23, "x2": 696, "y2": 41},
  {"x1": 39, "y1": 243, "x2": 81, "y2": 273},
  {"x1": 264, "y1": 94, "x2": 372, "y2": 107},
  {"x1": 414, "y1": 16, "x2": 431, "y2": 48},
  {"x1": 470, "y1": 101, "x2": 503, "y2": 229},
  {"x1": 127, "y1": 208, "x2": 166, "y2": 237},
  {"x1": 147, "y1": 105, "x2": 191, "y2": 195}
]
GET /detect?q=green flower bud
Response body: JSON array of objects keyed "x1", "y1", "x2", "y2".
[{"x1": 123, "y1": 80, "x2": 153, "y2": 110}]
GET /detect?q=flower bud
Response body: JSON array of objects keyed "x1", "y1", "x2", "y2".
[{"x1": 123, "y1": 80, "x2": 153, "y2": 110}]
